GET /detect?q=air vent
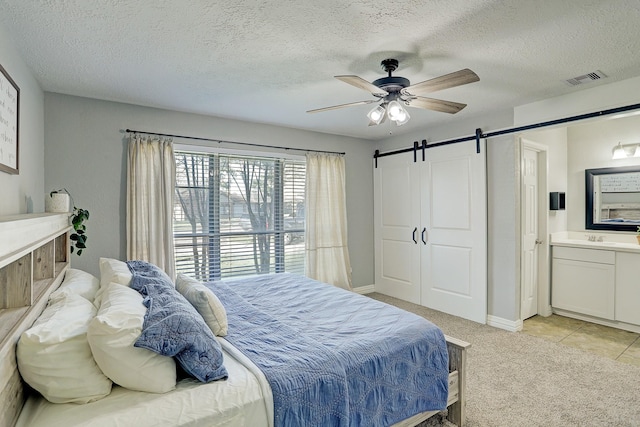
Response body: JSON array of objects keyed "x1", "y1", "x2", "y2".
[{"x1": 565, "y1": 70, "x2": 607, "y2": 86}]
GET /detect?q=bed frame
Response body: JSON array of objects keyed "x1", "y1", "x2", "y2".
[
  {"x1": 0, "y1": 214, "x2": 71, "y2": 427},
  {"x1": 0, "y1": 213, "x2": 470, "y2": 427}
]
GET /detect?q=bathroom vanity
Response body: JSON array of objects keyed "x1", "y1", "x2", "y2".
[{"x1": 551, "y1": 232, "x2": 640, "y2": 332}]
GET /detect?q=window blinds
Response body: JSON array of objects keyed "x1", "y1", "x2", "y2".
[{"x1": 174, "y1": 150, "x2": 305, "y2": 281}]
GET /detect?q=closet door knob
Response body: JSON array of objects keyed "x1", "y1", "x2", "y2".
[
  {"x1": 412, "y1": 227, "x2": 418, "y2": 244},
  {"x1": 422, "y1": 228, "x2": 427, "y2": 245}
]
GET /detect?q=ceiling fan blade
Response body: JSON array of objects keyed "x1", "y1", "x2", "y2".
[
  {"x1": 406, "y1": 97, "x2": 467, "y2": 114},
  {"x1": 402, "y1": 68, "x2": 479, "y2": 95},
  {"x1": 307, "y1": 99, "x2": 379, "y2": 114},
  {"x1": 335, "y1": 75, "x2": 388, "y2": 96}
]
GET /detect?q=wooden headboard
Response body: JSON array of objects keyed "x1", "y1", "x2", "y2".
[{"x1": 0, "y1": 214, "x2": 71, "y2": 427}]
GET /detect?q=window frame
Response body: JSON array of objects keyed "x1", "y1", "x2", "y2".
[{"x1": 173, "y1": 144, "x2": 306, "y2": 281}]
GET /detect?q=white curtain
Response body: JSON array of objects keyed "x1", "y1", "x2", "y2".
[
  {"x1": 305, "y1": 153, "x2": 352, "y2": 290},
  {"x1": 126, "y1": 134, "x2": 176, "y2": 279}
]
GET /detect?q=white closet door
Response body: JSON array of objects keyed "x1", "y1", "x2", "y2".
[
  {"x1": 420, "y1": 140, "x2": 487, "y2": 323},
  {"x1": 374, "y1": 152, "x2": 421, "y2": 303}
]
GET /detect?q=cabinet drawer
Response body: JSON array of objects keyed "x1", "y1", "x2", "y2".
[{"x1": 552, "y1": 246, "x2": 615, "y2": 264}]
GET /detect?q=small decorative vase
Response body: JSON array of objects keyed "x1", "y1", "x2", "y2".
[{"x1": 636, "y1": 235, "x2": 640, "y2": 245}]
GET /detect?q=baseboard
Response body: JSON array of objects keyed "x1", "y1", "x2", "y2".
[
  {"x1": 353, "y1": 285, "x2": 375, "y2": 295},
  {"x1": 487, "y1": 315, "x2": 523, "y2": 332}
]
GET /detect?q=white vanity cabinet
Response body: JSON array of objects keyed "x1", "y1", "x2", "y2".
[
  {"x1": 551, "y1": 246, "x2": 615, "y2": 320},
  {"x1": 550, "y1": 233, "x2": 640, "y2": 331},
  {"x1": 615, "y1": 252, "x2": 640, "y2": 325}
]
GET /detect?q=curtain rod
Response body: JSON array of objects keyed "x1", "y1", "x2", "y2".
[
  {"x1": 374, "y1": 101, "x2": 640, "y2": 160},
  {"x1": 125, "y1": 128, "x2": 346, "y2": 156}
]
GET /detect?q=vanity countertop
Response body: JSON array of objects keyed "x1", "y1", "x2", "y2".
[{"x1": 551, "y1": 232, "x2": 640, "y2": 253}]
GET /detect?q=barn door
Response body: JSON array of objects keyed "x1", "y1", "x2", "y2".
[
  {"x1": 420, "y1": 140, "x2": 487, "y2": 324},
  {"x1": 374, "y1": 152, "x2": 421, "y2": 303}
]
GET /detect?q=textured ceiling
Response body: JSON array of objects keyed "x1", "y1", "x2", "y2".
[{"x1": 1, "y1": 0, "x2": 640, "y2": 140}]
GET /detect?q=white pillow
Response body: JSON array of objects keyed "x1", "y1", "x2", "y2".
[
  {"x1": 87, "y1": 283, "x2": 176, "y2": 393},
  {"x1": 49, "y1": 268, "x2": 100, "y2": 303},
  {"x1": 175, "y1": 274, "x2": 228, "y2": 336},
  {"x1": 94, "y1": 257, "x2": 133, "y2": 307},
  {"x1": 99, "y1": 257, "x2": 132, "y2": 288},
  {"x1": 17, "y1": 294, "x2": 112, "y2": 404}
]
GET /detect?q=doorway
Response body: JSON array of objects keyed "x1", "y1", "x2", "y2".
[{"x1": 520, "y1": 139, "x2": 549, "y2": 321}]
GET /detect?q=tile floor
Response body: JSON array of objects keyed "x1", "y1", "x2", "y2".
[{"x1": 522, "y1": 314, "x2": 640, "y2": 367}]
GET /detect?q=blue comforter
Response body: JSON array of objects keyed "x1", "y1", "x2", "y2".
[{"x1": 209, "y1": 273, "x2": 449, "y2": 427}]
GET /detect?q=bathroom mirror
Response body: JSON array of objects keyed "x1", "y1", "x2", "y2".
[{"x1": 586, "y1": 166, "x2": 640, "y2": 231}]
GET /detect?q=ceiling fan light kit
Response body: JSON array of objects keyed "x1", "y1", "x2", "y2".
[
  {"x1": 367, "y1": 104, "x2": 386, "y2": 125},
  {"x1": 366, "y1": 100, "x2": 410, "y2": 127},
  {"x1": 386, "y1": 100, "x2": 410, "y2": 125},
  {"x1": 308, "y1": 58, "x2": 479, "y2": 127}
]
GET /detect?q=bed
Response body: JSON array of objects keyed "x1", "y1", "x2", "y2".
[{"x1": 0, "y1": 213, "x2": 470, "y2": 427}]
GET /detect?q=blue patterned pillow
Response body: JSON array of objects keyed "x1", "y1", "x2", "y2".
[{"x1": 127, "y1": 261, "x2": 228, "y2": 383}]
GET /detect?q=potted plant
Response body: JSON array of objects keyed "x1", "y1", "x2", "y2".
[
  {"x1": 48, "y1": 189, "x2": 90, "y2": 256},
  {"x1": 46, "y1": 189, "x2": 71, "y2": 213},
  {"x1": 637, "y1": 226, "x2": 640, "y2": 245},
  {"x1": 70, "y1": 207, "x2": 90, "y2": 256}
]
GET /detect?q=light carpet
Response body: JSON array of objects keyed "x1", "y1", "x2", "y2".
[{"x1": 369, "y1": 293, "x2": 640, "y2": 427}]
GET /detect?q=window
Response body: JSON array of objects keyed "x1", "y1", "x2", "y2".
[{"x1": 173, "y1": 149, "x2": 305, "y2": 281}]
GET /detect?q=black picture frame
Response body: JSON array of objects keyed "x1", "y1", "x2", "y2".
[
  {"x1": 585, "y1": 166, "x2": 640, "y2": 232},
  {"x1": 0, "y1": 63, "x2": 19, "y2": 175}
]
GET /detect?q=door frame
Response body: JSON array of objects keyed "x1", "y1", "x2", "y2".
[{"x1": 519, "y1": 138, "x2": 551, "y2": 320}]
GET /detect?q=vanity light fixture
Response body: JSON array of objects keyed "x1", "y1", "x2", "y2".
[
  {"x1": 611, "y1": 142, "x2": 640, "y2": 159},
  {"x1": 612, "y1": 143, "x2": 627, "y2": 159}
]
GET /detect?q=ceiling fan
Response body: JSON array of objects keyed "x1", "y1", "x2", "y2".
[{"x1": 307, "y1": 58, "x2": 479, "y2": 126}]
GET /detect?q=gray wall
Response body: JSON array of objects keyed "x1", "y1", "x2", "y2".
[
  {"x1": 44, "y1": 93, "x2": 375, "y2": 286},
  {"x1": 0, "y1": 22, "x2": 44, "y2": 215},
  {"x1": 485, "y1": 134, "x2": 519, "y2": 321},
  {"x1": 377, "y1": 109, "x2": 520, "y2": 321}
]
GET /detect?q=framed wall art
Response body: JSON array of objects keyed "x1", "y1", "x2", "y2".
[{"x1": 0, "y1": 63, "x2": 19, "y2": 174}]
